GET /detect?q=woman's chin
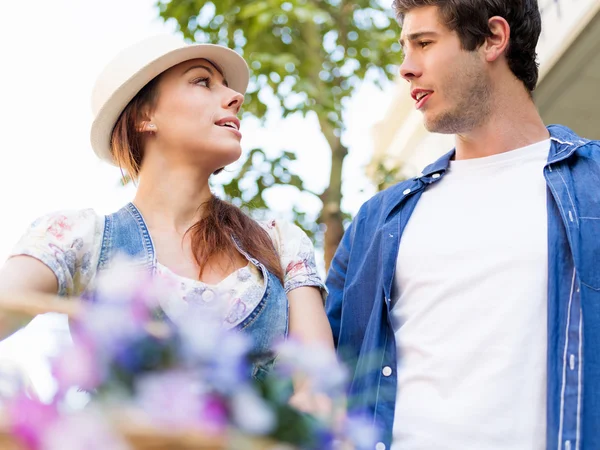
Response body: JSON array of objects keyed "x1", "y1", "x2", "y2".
[{"x1": 205, "y1": 147, "x2": 242, "y2": 172}]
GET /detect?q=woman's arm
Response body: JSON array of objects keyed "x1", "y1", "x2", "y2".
[
  {"x1": 0, "y1": 255, "x2": 59, "y2": 294},
  {"x1": 0, "y1": 256, "x2": 60, "y2": 339},
  {"x1": 287, "y1": 285, "x2": 336, "y2": 419},
  {"x1": 287, "y1": 285, "x2": 334, "y2": 348},
  {"x1": 0, "y1": 209, "x2": 100, "y2": 339}
]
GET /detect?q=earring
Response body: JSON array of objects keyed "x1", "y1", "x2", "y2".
[{"x1": 147, "y1": 123, "x2": 156, "y2": 130}]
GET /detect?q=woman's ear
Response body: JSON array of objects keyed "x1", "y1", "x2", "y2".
[
  {"x1": 483, "y1": 16, "x2": 511, "y2": 63},
  {"x1": 137, "y1": 121, "x2": 157, "y2": 134}
]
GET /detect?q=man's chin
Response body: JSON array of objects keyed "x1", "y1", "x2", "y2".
[
  {"x1": 423, "y1": 113, "x2": 459, "y2": 135},
  {"x1": 423, "y1": 120, "x2": 451, "y2": 135}
]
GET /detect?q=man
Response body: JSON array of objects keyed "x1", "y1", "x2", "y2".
[{"x1": 326, "y1": 1, "x2": 600, "y2": 449}]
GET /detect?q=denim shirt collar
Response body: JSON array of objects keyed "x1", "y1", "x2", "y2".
[
  {"x1": 418, "y1": 124, "x2": 588, "y2": 177},
  {"x1": 380, "y1": 124, "x2": 588, "y2": 223}
]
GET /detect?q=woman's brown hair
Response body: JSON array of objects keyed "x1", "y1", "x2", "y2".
[{"x1": 110, "y1": 77, "x2": 285, "y2": 284}]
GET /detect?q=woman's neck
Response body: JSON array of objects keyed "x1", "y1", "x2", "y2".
[{"x1": 133, "y1": 164, "x2": 213, "y2": 234}]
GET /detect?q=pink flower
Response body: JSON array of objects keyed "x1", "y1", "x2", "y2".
[
  {"x1": 52, "y1": 339, "x2": 103, "y2": 394},
  {"x1": 8, "y1": 394, "x2": 59, "y2": 450}
]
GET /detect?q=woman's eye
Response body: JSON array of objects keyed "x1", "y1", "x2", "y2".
[
  {"x1": 420, "y1": 41, "x2": 431, "y2": 48},
  {"x1": 194, "y1": 77, "x2": 210, "y2": 87}
]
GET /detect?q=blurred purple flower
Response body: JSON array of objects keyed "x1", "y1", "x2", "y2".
[
  {"x1": 52, "y1": 339, "x2": 104, "y2": 395},
  {"x1": 8, "y1": 394, "x2": 59, "y2": 450},
  {"x1": 174, "y1": 305, "x2": 251, "y2": 389},
  {"x1": 230, "y1": 386, "x2": 276, "y2": 436},
  {"x1": 135, "y1": 370, "x2": 228, "y2": 434},
  {"x1": 41, "y1": 410, "x2": 130, "y2": 450},
  {"x1": 200, "y1": 394, "x2": 228, "y2": 434},
  {"x1": 343, "y1": 413, "x2": 380, "y2": 450},
  {"x1": 135, "y1": 370, "x2": 202, "y2": 427},
  {"x1": 207, "y1": 331, "x2": 252, "y2": 392},
  {"x1": 276, "y1": 340, "x2": 348, "y2": 396}
]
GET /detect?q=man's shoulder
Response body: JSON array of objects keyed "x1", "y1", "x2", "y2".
[{"x1": 356, "y1": 179, "x2": 416, "y2": 221}]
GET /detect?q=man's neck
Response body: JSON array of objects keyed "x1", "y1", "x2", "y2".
[{"x1": 454, "y1": 89, "x2": 550, "y2": 160}]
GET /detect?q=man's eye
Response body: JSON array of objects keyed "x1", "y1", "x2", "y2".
[{"x1": 419, "y1": 41, "x2": 431, "y2": 48}]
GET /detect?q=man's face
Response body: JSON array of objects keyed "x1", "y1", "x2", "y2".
[{"x1": 399, "y1": 6, "x2": 491, "y2": 134}]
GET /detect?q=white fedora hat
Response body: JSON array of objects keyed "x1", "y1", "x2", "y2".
[{"x1": 90, "y1": 34, "x2": 250, "y2": 164}]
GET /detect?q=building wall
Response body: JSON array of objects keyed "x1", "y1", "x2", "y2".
[{"x1": 370, "y1": 0, "x2": 600, "y2": 180}]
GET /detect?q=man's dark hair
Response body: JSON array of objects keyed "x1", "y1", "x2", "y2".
[{"x1": 392, "y1": 0, "x2": 542, "y2": 92}]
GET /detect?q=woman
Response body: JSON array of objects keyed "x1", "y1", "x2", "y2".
[{"x1": 0, "y1": 35, "x2": 334, "y2": 413}]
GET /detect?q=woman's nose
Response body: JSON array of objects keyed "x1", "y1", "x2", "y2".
[{"x1": 225, "y1": 89, "x2": 244, "y2": 114}]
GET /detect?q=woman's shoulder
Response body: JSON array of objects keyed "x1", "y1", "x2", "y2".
[
  {"x1": 28, "y1": 208, "x2": 104, "y2": 237},
  {"x1": 11, "y1": 208, "x2": 106, "y2": 297},
  {"x1": 258, "y1": 219, "x2": 325, "y2": 295},
  {"x1": 258, "y1": 219, "x2": 311, "y2": 248}
]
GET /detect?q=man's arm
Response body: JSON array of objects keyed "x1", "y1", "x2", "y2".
[{"x1": 325, "y1": 219, "x2": 357, "y2": 347}]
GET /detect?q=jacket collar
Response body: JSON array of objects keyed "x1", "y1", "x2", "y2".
[
  {"x1": 418, "y1": 124, "x2": 587, "y2": 178},
  {"x1": 382, "y1": 124, "x2": 589, "y2": 221},
  {"x1": 546, "y1": 124, "x2": 590, "y2": 164}
]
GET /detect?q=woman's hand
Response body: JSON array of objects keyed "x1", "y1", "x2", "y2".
[
  {"x1": 289, "y1": 389, "x2": 334, "y2": 420},
  {"x1": 285, "y1": 286, "x2": 340, "y2": 421}
]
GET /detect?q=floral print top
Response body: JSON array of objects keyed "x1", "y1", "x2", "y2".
[{"x1": 10, "y1": 209, "x2": 326, "y2": 327}]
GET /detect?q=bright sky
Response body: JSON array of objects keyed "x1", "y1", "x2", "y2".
[{"x1": 0, "y1": 0, "x2": 395, "y2": 397}]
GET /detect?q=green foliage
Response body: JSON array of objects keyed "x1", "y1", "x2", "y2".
[
  {"x1": 372, "y1": 161, "x2": 406, "y2": 191},
  {"x1": 217, "y1": 147, "x2": 322, "y2": 241},
  {"x1": 157, "y1": 0, "x2": 402, "y2": 250}
]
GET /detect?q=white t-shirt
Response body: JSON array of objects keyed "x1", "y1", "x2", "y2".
[{"x1": 391, "y1": 140, "x2": 551, "y2": 450}]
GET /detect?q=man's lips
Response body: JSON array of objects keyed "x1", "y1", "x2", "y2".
[{"x1": 411, "y1": 89, "x2": 433, "y2": 109}]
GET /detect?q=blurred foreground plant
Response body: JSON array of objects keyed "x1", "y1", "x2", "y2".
[{"x1": 0, "y1": 264, "x2": 378, "y2": 450}]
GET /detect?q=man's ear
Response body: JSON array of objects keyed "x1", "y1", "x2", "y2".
[{"x1": 483, "y1": 16, "x2": 511, "y2": 63}]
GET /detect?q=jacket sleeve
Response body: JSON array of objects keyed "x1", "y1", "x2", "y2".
[{"x1": 325, "y1": 217, "x2": 357, "y2": 348}]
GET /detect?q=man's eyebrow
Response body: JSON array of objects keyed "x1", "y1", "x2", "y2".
[
  {"x1": 398, "y1": 31, "x2": 439, "y2": 48},
  {"x1": 183, "y1": 63, "x2": 229, "y2": 87}
]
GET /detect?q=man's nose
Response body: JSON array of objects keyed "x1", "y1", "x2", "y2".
[{"x1": 399, "y1": 53, "x2": 422, "y2": 82}]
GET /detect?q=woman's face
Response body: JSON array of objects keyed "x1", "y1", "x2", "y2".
[{"x1": 146, "y1": 58, "x2": 245, "y2": 173}]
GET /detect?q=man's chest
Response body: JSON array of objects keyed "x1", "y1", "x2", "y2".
[{"x1": 397, "y1": 166, "x2": 548, "y2": 276}]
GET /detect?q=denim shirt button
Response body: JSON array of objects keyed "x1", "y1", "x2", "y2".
[
  {"x1": 403, "y1": 188, "x2": 411, "y2": 195},
  {"x1": 432, "y1": 173, "x2": 440, "y2": 179},
  {"x1": 565, "y1": 440, "x2": 571, "y2": 450},
  {"x1": 375, "y1": 442, "x2": 386, "y2": 450},
  {"x1": 382, "y1": 366, "x2": 392, "y2": 377}
]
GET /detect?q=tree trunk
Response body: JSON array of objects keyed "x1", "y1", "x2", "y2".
[{"x1": 319, "y1": 117, "x2": 348, "y2": 272}]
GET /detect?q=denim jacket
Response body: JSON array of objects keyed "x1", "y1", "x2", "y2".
[
  {"x1": 97, "y1": 202, "x2": 289, "y2": 378},
  {"x1": 326, "y1": 125, "x2": 600, "y2": 449}
]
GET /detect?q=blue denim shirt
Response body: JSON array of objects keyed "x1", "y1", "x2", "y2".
[
  {"x1": 96, "y1": 202, "x2": 289, "y2": 379},
  {"x1": 326, "y1": 125, "x2": 600, "y2": 450}
]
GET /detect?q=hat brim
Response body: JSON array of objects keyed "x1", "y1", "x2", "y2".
[{"x1": 90, "y1": 44, "x2": 249, "y2": 165}]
